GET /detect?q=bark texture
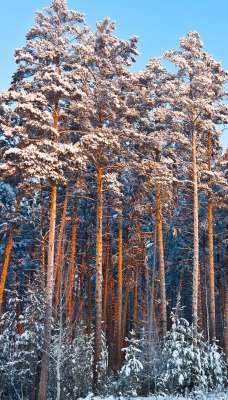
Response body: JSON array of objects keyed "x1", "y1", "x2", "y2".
[
  {"x1": 192, "y1": 129, "x2": 199, "y2": 339},
  {"x1": 207, "y1": 132, "x2": 216, "y2": 340},
  {"x1": 156, "y1": 184, "x2": 167, "y2": 338},
  {"x1": 93, "y1": 165, "x2": 103, "y2": 388},
  {"x1": 38, "y1": 183, "x2": 57, "y2": 400}
]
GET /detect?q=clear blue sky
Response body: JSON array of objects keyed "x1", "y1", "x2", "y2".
[{"x1": 0, "y1": 0, "x2": 227, "y2": 148}]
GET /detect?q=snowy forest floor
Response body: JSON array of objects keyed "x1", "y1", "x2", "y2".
[{"x1": 81, "y1": 393, "x2": 228, "y2": 400}]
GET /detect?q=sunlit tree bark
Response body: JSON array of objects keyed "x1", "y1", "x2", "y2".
[{"x1": 0, "y1": 193, "x2": 20, "y2": 317}]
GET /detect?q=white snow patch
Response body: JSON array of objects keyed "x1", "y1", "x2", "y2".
[{"x1": 79, "y1": 392, "x2": 228, "y2": 400}]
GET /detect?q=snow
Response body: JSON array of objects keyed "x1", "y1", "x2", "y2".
[{"x1": 80, "y1": 393, "x2": 228, "y2": 400}]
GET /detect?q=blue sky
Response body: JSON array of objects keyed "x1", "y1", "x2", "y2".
[{"x1": 0, "y1": 0, "x2": 227, "y2": 148}]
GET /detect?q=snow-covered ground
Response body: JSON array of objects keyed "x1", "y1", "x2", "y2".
[{"x1": 81, "y1": 392, "x2": 228, "y2": 400}]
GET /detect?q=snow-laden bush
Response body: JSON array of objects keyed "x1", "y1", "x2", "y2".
[
  {"x1": 48, "y1": 323, "x2": 94, "y2": 399},
  {"x1": 48, "y1": 323, "x2": 109, "y2": 399},
  {"x1": 207, "y1": 341, "x2": 227, "y2": 389},
  {"x1": 158, "y1": 311, "x2": 227, "y2": 394},
  {"x1": 120, "y1": 330, "x2": 143, "y2": 396},
  {"x1": 0, "y1": 284, "x2": 44, "y2": 400}
]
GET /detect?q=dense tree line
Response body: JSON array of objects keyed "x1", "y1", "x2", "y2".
[{"x1": 0, "y1": 0, "x2": 227, "y2": 399}]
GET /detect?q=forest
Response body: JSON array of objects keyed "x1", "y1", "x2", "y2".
[{"x1": 0, "y1": 0, "x2": 227, "y2": 399}]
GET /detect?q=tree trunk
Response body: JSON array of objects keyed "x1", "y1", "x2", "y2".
[
  {"x1": 103, "y1": 214, "x2": 110, "y2": 334},
  {"x1": 113, "y1": 290, "x2": 118, "y2": 368},
  {"x1": 149, "y1": 224, "x2": 157, "y2": 341},
  {"x1": 198, "y1": 263, "x2": 203, "y2": 332},
  {"x1": 38, "y1": 60, "x2": 60, "y2": 400},
  {"x1": 122, "y1": 214, "x2": 133, "y2": 343},
  {"x1": 66, "y1": 197, "x2": 77, "y2": 325},
  {"x1": 133, "y1": 247, "x2": 139, "y2": 335},
  {"x1": 16, "y1": 299, "x2": 23, "y2": 335},
  {"x1": 207, "y1": 131, "x2": 216, "y2": 340},
  {"x1": 203, "y1": 232, "x2": 210, "y2": 341},
  {"x1": 56, "y1": 280, "x2": 63, "y2": 400},
  {"x1": 192, "y1": 128, "x2": 199, "y2": 339},
  {"x1": 38, "y1": 183, "x2": 57, "y2": 400},
  {"x1": 224, "y1": 224, "x2": 228, "y2": 360},
  {"x1": 40, "y1": 184, "x2": 46, "y2": 288},
  {"x1": 86, "y1": 245, "x2": 92, "y2": 336},
  {"x1": 79, "y1": 252, "x2": 85, "y2": 324},
  {"x1": 93, "y1": 165, "x2": 103, "y2": 388},
  {"x1": 117, "y1": 204, "x2": 123, "y2": 368},
  {"x1": 140, "y1": 228, "x2": 148, "y2": 331},
  {"x1": 107, "y1": 250, "x2": 114, "y2": 370},
  {"x1": 54, "y1": 187, "x2": 69, "y2": 322},
  {"x1": 122, "y1": 261, "x2": 131, "y2": 345},
  {"x1": 156, "y1": 183, "x2": 167, "y2": 338},
  {"x1": 0, "y1": 192, "x2": 21, "y2": 317}
]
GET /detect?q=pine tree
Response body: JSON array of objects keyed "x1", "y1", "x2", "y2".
[
  {"x1": 0, "y1": 1, "x2": 88, "y2": 398},
  {"x1": 164, "y1": 32, "x2": 228, "y2": 338},
  {"x1": 69, "y1": 17, "x2": 139, "y2": 385}
]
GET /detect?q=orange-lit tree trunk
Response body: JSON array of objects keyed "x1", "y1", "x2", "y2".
[
  {"x1": 117, "y1": 204, "x2": 123, "y2": 368},
  {"x1": 53, "y1": 187, "x2": 69, "y2": 320},
  {"x1": 107, "y1": 253, "x2": 114, "y2": 369},
  {"x1": 66, "y1": 197, "x2": 77, "y2": 325},
  {"x1": 133, "y1": 246, "x2": 139, "y2": 334},
  {"x1": 140, "y1": 227, "x2": 148, "y2": 331},
  {"x1": 113, "y1": 289, "x2": 118, "y2": 368},
  {"x1": 192, "y1": 127, "x2": 199, "y2": 339},
  {"x1": 54, "y1": 187, "x2": 69, "y2": 283},
  {"x1": 156, "y1": 182, "x2": 167, "y2": 338},
  {"x1": 224, "y1": 224, "x2": 228, "y2": 360},
  {"x1": 39, "y1": 96, "x2": 59, "y2": 400},
  {"x1": 54, "y1": 187, "x2": 69, "y2": 322},
  {"x1": 0, "y1": 192, "x2": 21, "y2": 317},
  {"x1": 40, "y1": 184, "x2": 46, "y2": 288},
  {"x1": 39, "y1": 182, "x2": 57, "y2": 400},
  {"x1": 122, "y1": 214, "x2": 134, "y2": 341},
  {"x1": 203, "y1": 232, "x2": 210, "y2": 342},
  {"x1": 79, "y1": 252, "x2": 85, "y2": 324},
  {"x1": 86, "y1": 245, "x2": 92, "y2": 336},
  {"x1": 147, "y1": 224, "x2": 157, "y2": 392},
  {"x1": 122, "y1": 260, "x2": 131, "y2": 345},
  {"x1": 149, "y1": 224, "x2": 157, "y2": 340},
  {"x1": 207, "y1": 131, "x2": 216, "y2": 340},
  {"x1": 93, "y1": 164, "x2": 103, "y2": 388},
  {"x1": 103, "y1": 214, "x2": 110, "y2": 334}
]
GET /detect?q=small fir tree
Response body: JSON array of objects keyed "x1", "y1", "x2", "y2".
[
  {"x1": 158, "y1": 310, "x2": 227, "y2": 394},
  {"x1": 120, "y1": 330, "x2": 143, "y2": 396}
]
